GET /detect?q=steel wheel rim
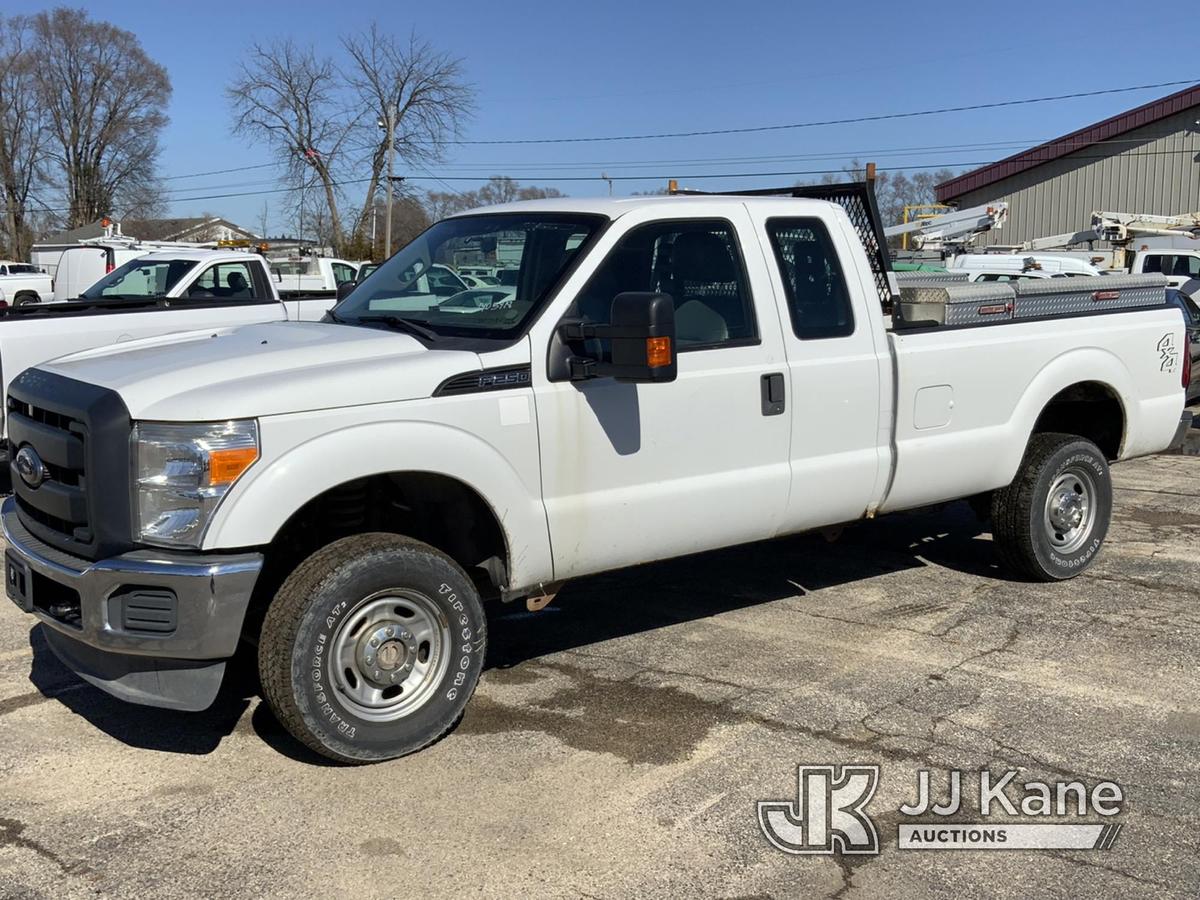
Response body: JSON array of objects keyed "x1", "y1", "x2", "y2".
[
  {"x1": 330, "y1": 589, "x2": 451, "y2": 722},
  {"x1": 1043, "y1": 465, "x2": 1096, "y2": 554}
]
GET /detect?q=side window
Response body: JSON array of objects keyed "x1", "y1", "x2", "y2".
[
  {"x1": 187, "y1": 262, "x2": 259, "y2": 300},
  {"x1": 767, "y1": 218, "x2": 854, "y2": 339},
  {"x1": 332, "y1": 263, "x2": 355, "y2": 285},
  {"x1": 573, "y1": 219, "x2": 756, "y2": 349}
]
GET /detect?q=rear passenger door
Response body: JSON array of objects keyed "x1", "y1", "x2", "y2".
[
  {"x1": 532, "y1": 203, "x2": 793, "y2": 580},
  {"x1": 753, "y1": 209, "x2": 888, "y2": 532}
]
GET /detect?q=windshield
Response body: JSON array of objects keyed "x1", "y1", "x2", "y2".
[
  {"x1": 81, "y1": 258, "x2": 198, "y2": 299},
  {"x1": 333, "y1": 213, "x2": 604, "y2": 338}
]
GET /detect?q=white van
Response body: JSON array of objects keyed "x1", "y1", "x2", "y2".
[{"x1": 949, "y1": 253, "x2": 1102, "y2": 283}]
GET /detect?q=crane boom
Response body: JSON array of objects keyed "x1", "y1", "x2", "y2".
[{"x1": 884, "y1": 202, "x2": 1008, "y2": 250}]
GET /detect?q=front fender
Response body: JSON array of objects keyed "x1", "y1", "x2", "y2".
[{"x1": 202, "y1": 419, "x2": 552, "y2": 590}]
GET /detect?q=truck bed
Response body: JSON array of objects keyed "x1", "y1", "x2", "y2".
[{"x1": 883, "y1": 304, "x2": 1185, "y2": 513}]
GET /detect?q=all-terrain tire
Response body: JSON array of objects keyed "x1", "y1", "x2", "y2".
[
  {"x1": 991, "y1": 433, "x2": 1112, "y2": 581},
  {"x1": 258, "y1": 533, "x2": 486, "y2": 763}
]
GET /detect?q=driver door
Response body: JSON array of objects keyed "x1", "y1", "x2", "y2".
[{"x1": 530, "y1": 203, "x2": 793, "y2": 580}]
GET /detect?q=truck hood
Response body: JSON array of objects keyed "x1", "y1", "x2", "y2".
[{"x1": 39, "y1": 321, "x2": 482, "y2": 420}]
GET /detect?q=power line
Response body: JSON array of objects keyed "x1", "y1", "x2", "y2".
[
  {"x1": 137, "y1": 78, "x2": 1199, "y2": 184},
  {"x1": 141, "y1": 134, "x2": 1200, "y2": 196},
  {"x1": 161, "y1": 161, "x2": 280, "y2": 181},
  {"x1": 438, "y1": 79, "x2": 1200, "y2": 145},
  {"x1": 7, "y1": 145, "x2": 1199, "y2": 215}
]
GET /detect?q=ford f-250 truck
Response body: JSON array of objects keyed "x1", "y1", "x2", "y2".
[
  {"x1": 3, "y1": 184, "x2": 1191, "y2": 763},
  {"x1": 0, "y1": 249, "x2": 338, "y2": 447}
]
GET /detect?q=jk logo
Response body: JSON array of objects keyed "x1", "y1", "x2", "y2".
[{"x1": 758, "y1": 765, "x2": 880, "y2": 855}]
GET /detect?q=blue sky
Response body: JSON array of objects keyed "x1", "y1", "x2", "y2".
[{"x1": 11, "y1": 0, "x2": 1198, "y2": 231}]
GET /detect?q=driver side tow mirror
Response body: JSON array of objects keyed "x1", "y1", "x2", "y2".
[
  {"x1": 336, "y1": 281, "x2": 356, "y2": 302},
  {"x1": 559, "y1": 292, "x2": 677, "y2": 383}
]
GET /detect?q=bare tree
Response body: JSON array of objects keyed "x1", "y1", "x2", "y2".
[
  {"x1": 0, "y1": 15, "x2": 47, "y2": 258},
  {"x1": 424, "y1": 190, "x2": 471, "y2": 220},
  {"x1": 422, "y1": 177, "x2": 563, "y2": 220},
  {"x1": 830, "y1": 160, "x2": 957, "y2": 229},
  {"x1": 257, "y1": 200, "x2": 271, "y2": 239},
  {"x1": 31, "y1": 8, "x2": 170, "y2": 228},
  {"x1": 227, "y1": 27, "x2": 472, "y2": 257},
  {"x1": 227, "y1": 40, "x2": 352, "y2": 252},
  {"x1": 343, "y1": 27, "x2": 471, "y2": 239}
]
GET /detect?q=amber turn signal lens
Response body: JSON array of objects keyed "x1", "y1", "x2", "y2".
[
  {"x1": 208, "y1": 446, "x2": 259, "y2": 485},
  {"x1": 646, "y1": 336, "x2": 672, "y2": 368}
]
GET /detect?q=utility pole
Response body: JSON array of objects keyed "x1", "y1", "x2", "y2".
[{"x1": 381, "y1": 105, "x2": 397, "y2": 258}]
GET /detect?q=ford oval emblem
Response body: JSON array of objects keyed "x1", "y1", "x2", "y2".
[{"x1": 14, "y1": 445, "x2": 47, "y2": 489}]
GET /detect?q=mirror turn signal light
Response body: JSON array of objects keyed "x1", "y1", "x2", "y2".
[
  {"x1": 646, "y1": 336, "x2": 672, "y2": 368},
  {"x1": 208, "y1": 446, "x2": 259, "y2": 485}
]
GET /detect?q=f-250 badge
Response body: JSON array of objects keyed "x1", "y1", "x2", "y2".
[{"x1": 1157, "y1": 333, "x2": 1179, "y2": 373}]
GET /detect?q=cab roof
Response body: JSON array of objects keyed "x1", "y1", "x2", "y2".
[
  {"x1": 130, "y1": 250, "x2": 258, "y2": 263},
  {"x1": 456, "y1": 195, "x2": 843, "y2": 219}
]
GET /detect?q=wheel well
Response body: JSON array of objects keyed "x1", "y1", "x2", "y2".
[
  {"x1": 244, "y1": 473, "x2": 509, "y2": 640},
  {"x1": 1032, "y1": 381, "x2": 1124, "y2": 460},
  {"x1": 13, "y1": 291, "x2": 37, "y2": 304}
]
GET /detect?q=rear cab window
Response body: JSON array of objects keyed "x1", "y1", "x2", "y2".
[
  {"x1": 766, "y1": 218, "x2": 855, "y2": 339},
  {"x1": 186, "y1": 261, "x2": 262, "y2": 300}
]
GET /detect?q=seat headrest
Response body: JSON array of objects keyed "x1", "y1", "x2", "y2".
[{"x1": 671, "y1": 231, "x2": 737, "y2": 284}]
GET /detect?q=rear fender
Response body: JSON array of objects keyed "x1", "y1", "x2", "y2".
[{"x1": 999, "y1": 347, "x2": 1133, "y2": 479}]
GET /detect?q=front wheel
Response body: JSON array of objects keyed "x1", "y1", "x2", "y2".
[
  {"x1": 991, "y1": 433, "x2": 1112, "y2": 581},
  {"x1": 258, "y1": 533, "x2": 486, "y2": 763}
]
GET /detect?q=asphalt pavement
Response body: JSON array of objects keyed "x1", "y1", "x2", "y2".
[{"x1": 1, "y1": 440, "x2": 1198, "y2": 899}]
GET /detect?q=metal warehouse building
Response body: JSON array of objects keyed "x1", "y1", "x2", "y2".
[{"x1": 936, "y1": 84, "x2": 1200, "y2": 247}]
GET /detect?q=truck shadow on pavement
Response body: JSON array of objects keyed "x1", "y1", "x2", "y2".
[
  {"x1": 25, "y1": 625, "x2": 253, "y2": 755},
  {"x1": 24, "y1": 500, "x2": 1006, "y2": 760},
  {"x1": 484, "y1": 500, "x2": 1008, "y2": 670}
]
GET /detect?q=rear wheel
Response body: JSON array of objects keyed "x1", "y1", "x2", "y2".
[
  {"x1": 991, "y1": 433, "x2": 1111, "y2": 581},
  {"x1": 258, "y1": 533, "x2": 486, "y2": 763},
  {"x1": 13, "y1": 292, "x2": 38, "y2": 307}
]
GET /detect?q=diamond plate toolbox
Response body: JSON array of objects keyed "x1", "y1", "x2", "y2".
[
  {"x1": 898, "y1": 281, "x2": 1014, "y2": 326},
  {"x1": 1012, "y1": 273, "x2": 1168, "y2": 318}
]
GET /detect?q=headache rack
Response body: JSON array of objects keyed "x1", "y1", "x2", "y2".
[{"x1": 669, "y1": 163, "x2": 899, "y2": 313}]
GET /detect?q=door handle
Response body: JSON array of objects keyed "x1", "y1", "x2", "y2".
[{"x1": 761, "y1": 373, "x2": 785, "y2": 416}]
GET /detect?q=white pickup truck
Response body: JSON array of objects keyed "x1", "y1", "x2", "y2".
[
  {"x1": 0, "y1": 262, "x2": 53, "y2": 307},
  {"x1": 0, "y1": 249, "x2": 337, "y2": 446},
  {"x1": 269, "y1": 256, "x2": 360, "y2": 297},
  {"x1": 3, "y1": 186, "x2": 1190, "y2": 763}
]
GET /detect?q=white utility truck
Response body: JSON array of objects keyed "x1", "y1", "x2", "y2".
[
  {"x1": 3, "y1": 183, "x2": 1191, "y2": 763},
  {"x1": 0, "y1": 262, "x2": 53, "y2": 306},
  {"x1": 0, "y1": 249, "x2": 337, "y2": 446}
]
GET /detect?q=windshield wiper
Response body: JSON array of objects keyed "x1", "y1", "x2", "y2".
[{"x1": 348, "y1": 314, "x2": 439, "y2": 342}]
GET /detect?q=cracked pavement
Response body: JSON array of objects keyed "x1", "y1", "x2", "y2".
[{"x1": 1, "y1": 450, "x2": 1198, "y2": 898}]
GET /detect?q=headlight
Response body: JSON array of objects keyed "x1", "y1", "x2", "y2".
[{"x1": 132, "y1": 420, "x2": 259, "y2": 548}]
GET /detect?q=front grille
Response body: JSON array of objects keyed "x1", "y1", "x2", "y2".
[
  {"x1": 7, "y1": 397, "x2": 75, "y2": 431},
  {"x1": 8, "y1": 396, "x2": 91, "y2": 545},
  {"x1": 7, "y1": 369, "x2": 133, "y2": 561}
]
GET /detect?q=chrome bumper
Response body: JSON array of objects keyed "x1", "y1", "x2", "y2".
[{"x1": 2, "y1": 497, "x2": 262, "y2": 710}]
